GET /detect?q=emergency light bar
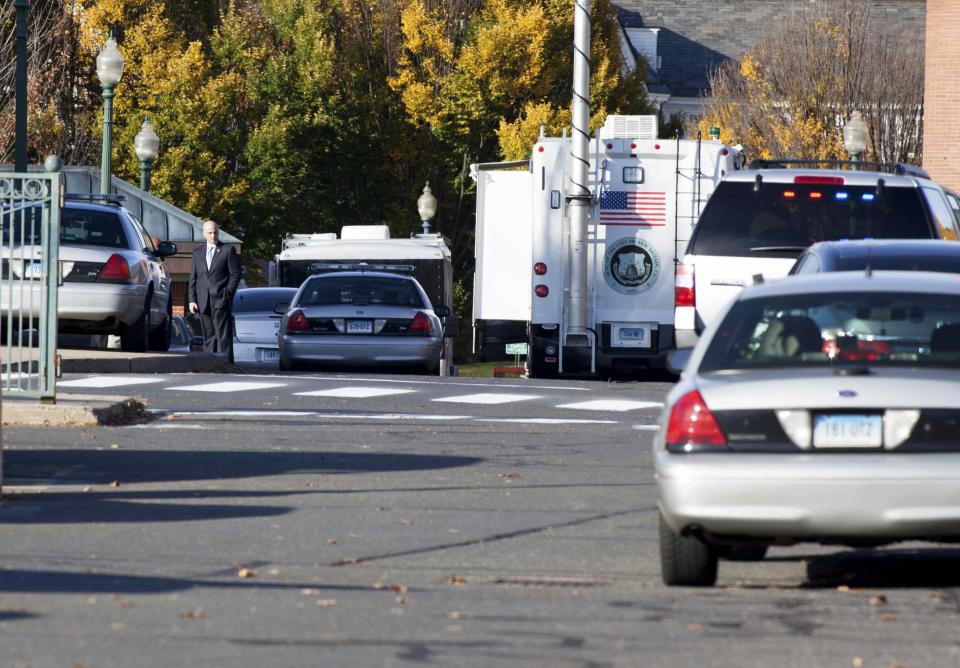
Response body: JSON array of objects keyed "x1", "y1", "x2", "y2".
[{"x1": 309, "y1": 262, "x2": 416, "y2": 274}]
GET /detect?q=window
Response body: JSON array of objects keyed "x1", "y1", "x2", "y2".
[
  {"x1": 233, "y1": 290, "x2": 296, "y2": 313},
  {"x1": 59, "y1": 209, "x2": 129, "y2": 248},
  {"x1": 298, "y1": 276, "x2": 427, "y2": 308},
  {"x1": 623, "y1": 167, "x2": 644, "y2": 184},
  {"x1": 921, "y1": 187, "x2": 960, "y2": 240}
]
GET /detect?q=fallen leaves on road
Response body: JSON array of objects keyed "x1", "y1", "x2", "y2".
[
  {"x1": 301, "y1": 588, "x2": 321, "y2": 596},
  {"x1": 852, "y1": 658, "x2": 864, "y2": 667},
  {"x1": 400, "y1": 519, "x2": 413, "y2": 525},
  {"x1": 326, "y1": 538, "x2": 337, "y2": 545},
  {"x1": 870, "y1": 594, "x2": 889, "y2": 606},
  {"x1": 339, "y1": 557, "x2": 361, "y2": 566},
  {"x1": 109, "y1": 480, "x2": 120, "y2": 488},
  {"x1": 82, "y1": 486, "x2": 92, "y2": 493},
  {"x1": 447, "y1": 611, "x2": 471, "y2": 620},
  {"x1": 880, "y1": 614, "x2": 897, "y2": 622},
  {"x1": 686, "y1": 623, "x2": 705, "y2": 632},
  {"x1": 180, "y1": 607, "x2": 204, "y2": 620},
  {"x1": 237, "y1": 568, "x2": 256, "y2": 578},
  {"x1": 389, "y1": 584, "x2": 408, "y2": 594},
  {"x1": 499, "y1": 472, "x2": 522, "y2": 482},
  {"x1": 394, "y1": 595, "x2": 407, "y2": 604},
  {"x1": 110, "y1": 443, "x2": 121, "y2": 449},
  {"x1": 448, "y1": 575, "x2": 468, "y2": 585},
  {"x1": 314, "y1": 599, "x2": 337, "y2": 607}
]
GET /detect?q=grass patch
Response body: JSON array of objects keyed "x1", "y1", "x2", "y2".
[{"x1": 455, "y1": 360, "x2": 524, "y2": 378}]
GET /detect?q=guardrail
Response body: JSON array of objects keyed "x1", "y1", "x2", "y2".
[{"x1": 1, "y1": 171, "x2": 61, "y2": 400}]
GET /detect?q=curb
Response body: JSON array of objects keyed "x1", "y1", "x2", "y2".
[{"x1": 2, "y1": 393, "x2": 154, "y2": 427}]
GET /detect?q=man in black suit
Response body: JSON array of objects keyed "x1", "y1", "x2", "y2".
[{"x1": 189, "y1": 219, "x2": 241, "y2": 361}]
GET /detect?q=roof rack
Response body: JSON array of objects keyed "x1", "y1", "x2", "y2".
[
  {"x1": 64, "y1": 193, "x2": 126, "y2": 204},
  {"x1": 746, "y1": 159, "x2": 930, "y2": 179}
]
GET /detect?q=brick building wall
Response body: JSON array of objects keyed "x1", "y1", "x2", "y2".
[{"x1": 923, "y1": 0, "x2": 960, "y2": 192}]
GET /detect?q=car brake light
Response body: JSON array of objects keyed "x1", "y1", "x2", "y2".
[
  {"x1": 675, "y1": 263, "x2": 695, "y2": 307},
  {"x1": 286, "y1": 309, "x2": 310, "y2": 333},
  {"x1": 794, "y1": 176, "x2": 844, "y2": 185},
  {"x1": 407, "y1": 311, "x2": 432, "y2": 336},
  {"x1": 783, "y1": 190, "x2": 796, "y2": 199},
  {"x1": 534, "y1": 285, "x2": 549, "y2": 298},
  {"x1": 97, "y1": 254, "x2": 131, "y2": 283},
  {"x1": 666, "y1": 390, "x2": 727, "y2": 448},
  {"x1": 533, "y1": 262, "x2": 547, "y2": 275}
]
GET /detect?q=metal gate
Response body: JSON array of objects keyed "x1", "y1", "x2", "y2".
[{"x1": 1, "y1": 171, "x2": 61, "y2": 399}]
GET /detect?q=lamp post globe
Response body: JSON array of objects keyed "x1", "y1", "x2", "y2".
[
  {"x1": 417, "y1": 182, "x2": 437, "y2": 235},
  {"x1": 843, "y1": 111, "x2": 868, "y2": 171},
  {"x1": 134, "y1": 117, "x2": 160, "y2": 191},
  {"x1": 97, "y1": 33, "x2": 124, "y2": 195}
]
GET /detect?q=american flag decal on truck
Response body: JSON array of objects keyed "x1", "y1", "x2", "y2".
[{"x1": 598, "y1": 191, "x2": 667, "y2": 226}]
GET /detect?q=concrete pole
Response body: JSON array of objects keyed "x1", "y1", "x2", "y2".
[{"x1": 566, "y1": 0, "x2": 591, "y2": 342}]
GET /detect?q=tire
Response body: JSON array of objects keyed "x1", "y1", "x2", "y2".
[
  {"x1": 120, "y1": 293, "x2": 151, "y2": 353},
  {"x1": 719, "y1": 544, "x2": 769, "y2": 562},
  {"x1": 148, "y1": 295, "x2": 172, "y2": 352},
  {"x1": 659, "y1": 512, "x2": 718, "y2": 587}
]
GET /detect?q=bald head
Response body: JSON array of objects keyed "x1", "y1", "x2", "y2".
[{"x1": 203, "y1": 220, "x2": 219, "y2": 245}]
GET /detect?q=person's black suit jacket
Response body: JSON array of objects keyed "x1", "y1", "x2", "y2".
[{"x1": 189, "y1": 242, "x2": 241, "y2": 313}]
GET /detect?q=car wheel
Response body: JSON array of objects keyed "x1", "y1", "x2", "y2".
[
  {"x1": 718, "y1": 544, "x2": 769, "y2": 561},
  {"x1": 120, "y1": 293, "x2": 151, "y2": 353},
  {"x1": 148, "y1": 295, "x2": 172, "y2": 352},
  {"x1": 659, "y1": 512, "x2": 718, "y2": 587}
]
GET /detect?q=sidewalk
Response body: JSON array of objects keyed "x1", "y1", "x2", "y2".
[{"x1": 2, "y1": 347, "x2": 229, "y2": 375}]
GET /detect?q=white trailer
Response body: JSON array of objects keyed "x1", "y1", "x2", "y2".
[
  {"x1": 472, "y1": 115, "x2": 741, "y2": 377},
  {"x1": 271, "y1": 225, "x2": 458, "y2": 374}
]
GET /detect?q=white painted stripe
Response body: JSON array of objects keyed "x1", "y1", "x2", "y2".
[
  {"x1": 322, "y1": 413, "x2": 472, "y2": 421},
  {"x1": 126, "y1": 423, "x2": 213, "y2": 430},
  {"x1": 433, "y1": 393, "x2": 540, "y2": 405},
  {"x1": 557, "y1": 399, "x2": 663, "y2": 412},
  {"x1": 478, "y1": 418, "x2": 617, "y2": 425},
  {"x1": 295, "y1": 387, "x2": 416, "y2": 399},
  {"x1": 167, "y1": 411, "x2": 316, "y2": 418},
  {"x1": 164, "y1": 381, "x2": 286, "y2": 393},
  {"x1": 632, "y1": 424, "x2": 660, "y2": 431},
  {"x1": 59, "y1": 376, "x2": 166, "y2": 388},
  {"x1": 220, "y1": 372, "x2": 590, "y2": 392}
]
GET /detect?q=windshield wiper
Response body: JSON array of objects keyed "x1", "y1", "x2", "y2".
[{"x1": 749, "y1": 245, "x2": 808, "y2": 253}]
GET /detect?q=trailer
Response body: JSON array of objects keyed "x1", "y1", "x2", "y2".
[
  {"x1": 271, "y1": 225, "x2": 458, "y2": 374},
  {"x1": 471, "y1": 115, "x2": 741, "y2": 378}
]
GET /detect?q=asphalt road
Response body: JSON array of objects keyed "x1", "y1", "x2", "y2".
[{"x1": 2, "y1": 370, "x2": 960, "y2": 667}]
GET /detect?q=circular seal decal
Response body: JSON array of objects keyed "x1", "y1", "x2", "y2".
[{"x1": 603, "y1": 237, "x2": 661, "y2": 295}]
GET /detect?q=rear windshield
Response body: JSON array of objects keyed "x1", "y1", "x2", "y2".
[
  {"x1": 60, "y1": 209, "x2": 128, "y2": 248},
  {"x1": 832, "y1": 254, "x2": 960, "y2": 273},
  {"x1": 689, "y1": 182, "x2": 933, "y2": 258},
  {"x1": 700, "y1": 291, "x2": 960, "y2": 372},
  {"x1": 233, "y1": 290, "x2": 296, "y2": 313},
  {"x1": 297, "y1": 276, "x2": 427, "y2": 308}
]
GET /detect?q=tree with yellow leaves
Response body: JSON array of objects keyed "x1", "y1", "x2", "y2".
[{"x1": 697, "y1": 0, "x2": 923, "y2": 165}]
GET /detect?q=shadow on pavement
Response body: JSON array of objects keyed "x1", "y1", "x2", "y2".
[
  {"x1": 0, "y1": 569, "x2": 377, "y2": 596},
  {"x1": 802, "y1": 547, "x2": 960, "y2": 588},
  {"x1": 4, "y1": 449, "x2": 483, "y2": 485}
]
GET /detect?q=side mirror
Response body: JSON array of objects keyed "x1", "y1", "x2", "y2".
[
  {"x1": 666, "y1": 348, "x2": 694, "y2": 375},
  {"x1": 434, "y1": 304, "x2": 451, "y2": 318},
  {"x1": 274, "y1": 302, "x2": 291, "y2": 314},
  {"x1": 156, "y1": 241, "x2": 177, "y2": 258},
  {"x1": 443, "y1": 313, "x2": 460, "y2": 338}
]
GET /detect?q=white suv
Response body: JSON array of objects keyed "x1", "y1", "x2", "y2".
[{"x1": 675, "y1": 161, "x2": 960, "y2": 347}]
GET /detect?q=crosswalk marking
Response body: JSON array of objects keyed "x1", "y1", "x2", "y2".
[
  {"x1": 556, "y1": 399, "x2": 663, "y2": 412},
  {"x1": 294, "y1": 387, "x2": 416, "y2": 399},
  {"x1": 58, "y1": 376, "x2": 166, "y2": 388},
  {"x1": 478, "y1": 418, "x2": 617, "y2": 425},
  {"x1": 432, "y1": 393, "x2": 540, "y2": 405},
  {"x1": 164, "y1": 381, "x2": 286, "y2": 393}
]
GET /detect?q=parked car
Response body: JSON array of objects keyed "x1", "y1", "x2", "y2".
[
  {"x1": 1, "y1": 195, "x2": 176, "y2": 352},
  {"x1": 232, "y1": 287, "x2": 298, "y2": 363},
  {"x1": 675, "y1": 161, "x2": 960, "y2": 347},
  {"x1": 169, "y1": 314, "x2": 204, "y2": 353},
  {"x1": 790, "y1": 238, "x2": 960, "y2": 275},
  {"x1": 278, "y1": 270, "x2": 453, "y2": 373},
  {"x1": 657, "y1": 270, "x2": 960, "y2": 587}
]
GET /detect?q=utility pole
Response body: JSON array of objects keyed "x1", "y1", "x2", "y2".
[{"x1": 14, "y1": 0, "x2": 30, "y2": 172}]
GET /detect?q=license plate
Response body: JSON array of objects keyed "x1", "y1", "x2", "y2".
[
  {"x1": 259, "y1": 348, "x2": 280, "y2": 362},
  {"x1": 813, "y1": 414, "x2": 882, "y2": 448},
  {"x1": 346, "y1": 319, "x2": 372, "y2": 334},
  {"x1": 24, "y1": 262, "x2": 42, "y2": 279},
  {"x1": 611, "y1": 323, "x2": 652, "y2": 348}
]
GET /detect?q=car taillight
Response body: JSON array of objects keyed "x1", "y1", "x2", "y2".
[
  {"x1": 407, "y1": 311, "x2": 432, "y2": 336},
  {"x1": 533, "y1": 262, "x2": 547, "y2": 275},
  {"x1": 675, "y1": 263, "x2": 694, "y2": 307},
  {"x1": 534, "y1": 285, "x2": 549, "y2": 298},
  {"x1": 666, "y1": 390, "x2": 727, "y2": 448},
  {"x1": 794, "y1": 175, "x2": 844, "y2": 185},
  {"x1": 97, "y1": 254, "x2": 131, "y2": 283},
  {"x1": 286, "y1": 309, "x2": 310, "y2": 333}
]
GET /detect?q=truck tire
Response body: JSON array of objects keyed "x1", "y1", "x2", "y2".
[
  {"x1": 148, "y1": 295, "x2": 172, "y2": 352},
  {"x1": 527, "y1": 333, "x2": 559, "y2": 379},
  {"x1": 659, "y1": 512, "x2": 718, "y2": 587},
  {"x1": 120, "y1": 293, "x2": 151, "y2": 353}
]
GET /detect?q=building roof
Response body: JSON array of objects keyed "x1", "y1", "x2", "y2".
[{"x1": 614, "y1": 1, "x2": 925, "y2": 100}]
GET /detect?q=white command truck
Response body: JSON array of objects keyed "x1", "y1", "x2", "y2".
[
  {"x1": 270, "y1": 225, "x2": 458, "y2": 374},
  {"x1": 472, "y1": 115, "x2": 740, "y2": 377}
]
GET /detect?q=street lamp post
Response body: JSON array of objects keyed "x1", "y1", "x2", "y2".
[
  {"x1": 843, "y1": 111, "x2": 868, "y2": 171},
  {"x1": 134, "y1": 117, "x2": 160, "y2": 191},
  {"x1": 96, "y1": 32, "x2": 124, "y2": 195},
  {"x1": 417, "y1": 182, "x2": 437, "y2": 235},
  {"x1": 14, "y1": 0, "x2": 30, "y2": 173}
]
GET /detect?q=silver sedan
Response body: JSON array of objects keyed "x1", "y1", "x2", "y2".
[
  {"x1": 656, "y1": 271, "x2": 960, "y2": 586},
  {"x1": 278, "y1": 271, "x2": 449, "y2": 373}
]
